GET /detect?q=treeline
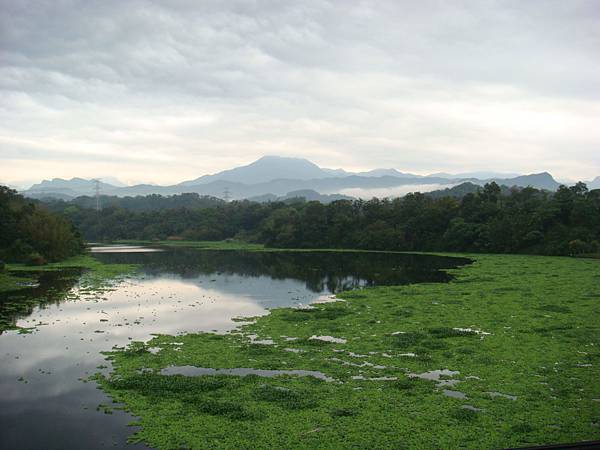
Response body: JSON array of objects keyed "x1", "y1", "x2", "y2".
[
  {"x1": 44, "y1": 182, "x2": 600, "y2": 256},
  {"x1": 44, "y1": 192, "x2": 225, "y2": 212},
  {"x1": 0, "y1": 186, "x2": 84, "y2": 264}
]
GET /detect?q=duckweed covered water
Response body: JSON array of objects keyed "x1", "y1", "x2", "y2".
[
  {"x1": 96, "y1": 253, "x2": 600, "y2": 449},
  {"x1": 160, "y1": 366, "x2": 336, "y2": 382}
]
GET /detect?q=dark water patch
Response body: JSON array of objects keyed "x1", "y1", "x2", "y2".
[
  {"x1": 0, "y1": 269, "x2": 82, "y2": 334},
  {"x1": 93, "y1": 249, "x2": 471, "y2": 294}
]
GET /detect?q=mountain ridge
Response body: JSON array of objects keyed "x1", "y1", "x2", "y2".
[
  {"x1": 179, "y1": 155, "x2": 327, "y2": 186},
  {"x1": 20, "y1": 155, "x2": 587, "y2": 200}
]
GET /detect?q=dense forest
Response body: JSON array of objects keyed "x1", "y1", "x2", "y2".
[
  {"x1": 41, "y1": 182, "x2": 600, "y2": 256},
  {"x1": 0, "y1": 186, "x2": 84, "y2": 264},
  {"x1": 43, "y1": 192, "x2": 225, "y2": 212}
]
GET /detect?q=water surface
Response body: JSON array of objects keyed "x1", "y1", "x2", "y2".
[{"x1": 0, "y1": 247, "x2": 469, "y2": 449}]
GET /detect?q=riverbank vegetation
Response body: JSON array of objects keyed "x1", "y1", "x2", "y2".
[
  {"x1": 0, "y1": 186, "x2": 84, "y2": 264},
  {"x1": 96, "y1": 253, "x2": 600, "y2": 449},
  {"x1": 0, "y1": 185, "x2": 90, "y2": 302},
  {"x1": 46, "y1": 182, "x2": 600, "y2": 256}
]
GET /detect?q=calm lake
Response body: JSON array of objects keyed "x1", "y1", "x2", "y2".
[{"x1": 0, "y1": 247, "x2": 469, "y2": 449}]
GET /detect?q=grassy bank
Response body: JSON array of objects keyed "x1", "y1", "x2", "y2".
[{"x1": 96, "y1": 253, "x2": 600, "y2": 449}]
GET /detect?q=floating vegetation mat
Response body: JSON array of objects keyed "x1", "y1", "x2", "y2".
[{"x1": 96, "y1": 253, "x2": 600, "y2": 449}]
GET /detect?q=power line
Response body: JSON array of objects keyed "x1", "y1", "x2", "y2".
[{"x1": 223, "y1": 187, "x2": 231, "y2": 202}]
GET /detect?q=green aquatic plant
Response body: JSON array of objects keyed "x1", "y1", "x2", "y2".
[
  {"x1": 427, "y1": 327, "x2": 479, "y2": 338},
  {"x1": 253, "y1": 384, "x2": 317, "y2": 410},
  {"x1": 94, "y1": 253, "x2": 600, "y2": 449},
  {"x1": 450, "y1": 407, "x2": 478, "y2": 422}
]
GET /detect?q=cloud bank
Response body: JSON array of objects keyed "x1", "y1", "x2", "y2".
[{"x1": 1, "y1": 0, "x2": 599, "y2": 186}]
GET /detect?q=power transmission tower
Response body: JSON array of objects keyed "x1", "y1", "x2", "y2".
[
  {"x1": 223, "y1": 187, "x2": 231, "y2": 202},
  {"x1": 92, "y1": 179, "x2": 101, "y2": 211}
]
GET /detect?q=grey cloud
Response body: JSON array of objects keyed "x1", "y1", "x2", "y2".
[
  {"x1": 5, "y1": 1, "x2": 598, "y2": 97},
  {"x1": 1, "y1": 0, "x2": 599, "y2": 184}
]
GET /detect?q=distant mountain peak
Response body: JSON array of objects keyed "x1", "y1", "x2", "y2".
[
  {"x1": 519, "y1": 172, "x2": 554, "y2": 180},
  {"x1": 179, "y1": 156, "x2": 428, "y2": 186},
  {"x1": 587, "y1": 176, "x2": 600, "y2": 189},
  {"x1": 21, "y1": 155, "x2": 568, "y2": 200},
  {"x1": 179, "y1": 155, "x2": 327, "y2": 186},
  {"x1": 257, "y1": 155, "x2": 306, "y2": 162},
  {"x1": 26, "y1": 177, "x2": 119, "y2": 196},
  {"x1": 487, "y1": 172, "x2": 559, "y2": 190}
]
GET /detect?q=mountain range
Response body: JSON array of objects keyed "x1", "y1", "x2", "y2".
[{"x1": 22, "y1": 155, "x2": 597, "y2": 201}]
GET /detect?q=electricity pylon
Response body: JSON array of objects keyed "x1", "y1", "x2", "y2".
[{"x1": 92, "y1": 179, "x2": 101, "y2": 211}]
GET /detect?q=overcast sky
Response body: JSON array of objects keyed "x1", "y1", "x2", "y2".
[{"x1": 1, "y1": 0, "x2": 599, "y2": 187}]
